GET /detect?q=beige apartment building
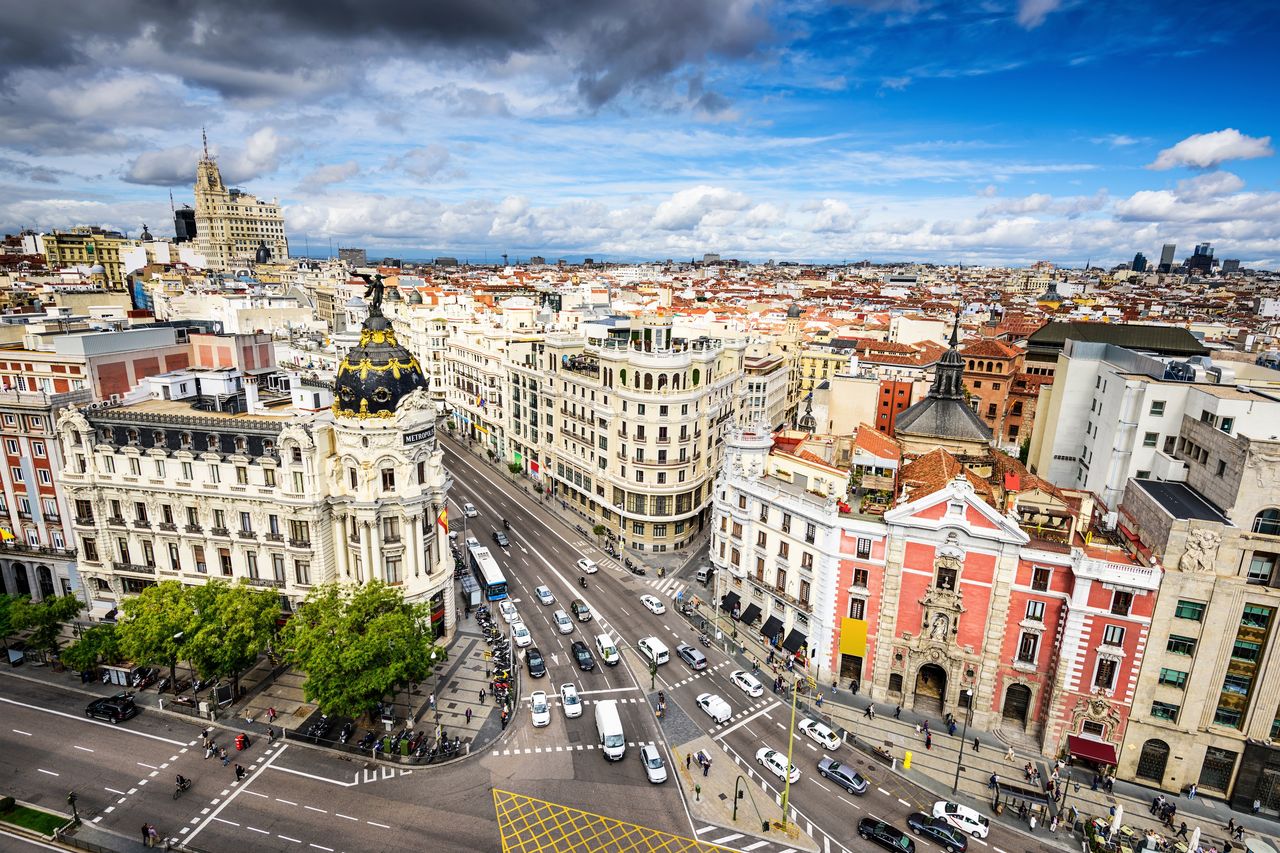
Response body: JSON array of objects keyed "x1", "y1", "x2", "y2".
[{"x1": 194, "y1": 144, "x2": 289, "y2": 271}]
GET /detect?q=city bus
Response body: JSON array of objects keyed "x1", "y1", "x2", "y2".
[{"x1": 467, "y1": 540, "x2": 508, "y2": 601}]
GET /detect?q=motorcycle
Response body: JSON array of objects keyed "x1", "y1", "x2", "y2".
[
  {"x1": 699, "y1": 633, "x2": 711, "y2": 647},
  {"x1": 628, "y1": 563, "x2": 647, "y2": 576},
  {"x1": 338, "y1": 722, "x2": 354, "y2": 744},
  {"x1": 579, "y1": 576, "x2": 588, "y2": 589},
  {"x1": 358, "y1": 732, "x2": 377, "y2": 750}
]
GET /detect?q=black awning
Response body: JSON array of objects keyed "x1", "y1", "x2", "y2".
[
  {"x1": 761, "y1": 615, "x2": 784, "y2": 640},
  {"x1": 782, "y1": 629, "x2": 808, "y2": 654},
  {"x1": 720, "y1": 592, "x2": 741, "y2": 613},
  {"x1": 739, "y1": 603, "x2": 762, "y2": 626}
]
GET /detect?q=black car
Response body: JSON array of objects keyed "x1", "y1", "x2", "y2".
[
  {"x1": 86, "y1": 692, "x2": 139, "y2": 724},
  {"x1": 859, "y1": 818, "x2": 915, "y2": 853},
  {"x1": 492, "y1": 531, "x2": 510, "y2": 547},
  {"x1": 570, "y1": 641, "x2": 596, "y2": 671},
  {"x1": 675, "y1": 643, "x2": 707, "y2": 670},
  {"x1": 907, "y1": 813, "x2": 969, "y2": 852},
  {"x1": 525, "y1": 647, "x2": 547, "y2": 678},
  {"x1": 570, "y1": 599, "x2": 592, "y2": 622},
  {"x1": 817, "y1": 757, "x2": 869, "y2": 794}
]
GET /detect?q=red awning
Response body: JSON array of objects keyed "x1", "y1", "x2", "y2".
[{"x1": 1067, "y1": 734, "x2": 1118, "y2": 766}]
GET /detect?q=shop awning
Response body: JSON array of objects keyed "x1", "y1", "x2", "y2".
[
  {"x1": 720, "y1": 592, "x2": 741, "y2": 614},
  {"x1": 782, "y1": 629, "x2": 808, "y2": 654},
  {"x1": 761, "y1": 615, "x2": 784, "y2": 640},
  {"x1": 739, "y1": 603, "x2": 762, "y2": 626},
  {"x1": 1067, "y1": 734, "x2": 1119, "y2": 766}
]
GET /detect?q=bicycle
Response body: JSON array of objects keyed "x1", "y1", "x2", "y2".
[{"x1": 173, "y1": 779, "x2": 191, "y2": 800}]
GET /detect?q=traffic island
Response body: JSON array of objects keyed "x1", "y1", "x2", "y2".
[
  {"x1": 671, "y1": 735, "x2": 820, "y2": 853},
  {"x1": 0, "y1": 796, "x2": 74, "y2": 841}
]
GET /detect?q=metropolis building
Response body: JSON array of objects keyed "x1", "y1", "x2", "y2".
[{"x1": 57, "y1": 293, "x2": 455, "y2": 640}]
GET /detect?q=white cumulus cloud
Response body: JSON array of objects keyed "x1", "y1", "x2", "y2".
[
  {"x1": 1148, "y1": 128, "x2": 1274, "y2": 170},
  {"x1": 1016, "y1": 0, "x2": 1062, "y2": 29}
]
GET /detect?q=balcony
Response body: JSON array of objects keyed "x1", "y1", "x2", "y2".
[
  {"x1": 0, "y1": 541, "x2": 75, "y2": 560},
  {"x1": 184, "y1": 524, "x2": 203, "y2": 534},
  {"x1": 158, "y1": 522, "x2": 177, "y2": 532},
  {"x1": 245, "y1": 576, "x2": 286, "y2": 589},
  {"x1": 288, "y1": 538, "x2": 312, "y2": 548},
  {"x1": 107, "y1": 516, "x2": 127, "y2": 527},
  {"x1": 133, "y1": 519, "x2": 151, "y2": 529},
  {"x1": 114, "y1": 562, "x2": 157, "y2": 576},
  {"x1": 44, "y1": 513, "x2": 60, "y2": 523},
  {"x1": 265, "y1": 532, "x2": 284, "y2": 542},
  {"x1": 75, "y1": 515, "x2": 95, "y2": 526},
  {"x1": 210, "y1": 527, "x2": 230, "y2": 538},
  {"x1": 237, "y1": 530, "x2": 256, "y2": 541},
  {"x1": 383, "y1": 535, "x2": 402, "y2": 544}
]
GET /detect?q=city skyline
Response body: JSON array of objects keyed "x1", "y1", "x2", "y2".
[{"x1": 0, "y1": 0, "x2": 1277, "y2": 266}]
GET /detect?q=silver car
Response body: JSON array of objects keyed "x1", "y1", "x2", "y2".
[
  {"x1": 553, "y1": 609, "x2": 574, "y2": 635},
  {"x1": 640, "y1": 743, "x2": 667, "y2": 784}
]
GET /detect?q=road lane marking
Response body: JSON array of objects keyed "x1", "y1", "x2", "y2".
[
  {"x1": 104, "y1": 788, "x2": 127, "y2": 796},
  {"x1": 877, "y1": 787, "x2": 891, "y2": 796},
  {"x1": 246, "y1": 827, "x2": 269, "y2": 835},
  {"x1": 367, "y1": 821, "x2": 391, "y2": 829},
  {"x1": 276, "y1": 798, "x2": 298, "y2": 806},
  {"x1": 742, "y1": 843, "x2": 770, "y2": 851},
  {"x1": 310, "y1": 845, "x2": 334, "y2": 852},
  {"x1": 12, "y1": 729, "x2": 31, "y2": 736},
  {"x1": 335, "y1": 813, "x2": 358, "y2": 821},
  {"x1": 0, "y1": 696, "x2": 186, "y2": 745},
  {"x1": 185, "y1": 743, "x2": 288, "y2": 844},
  {"x1": 577, "y1": 687, "x2": 640, "y2": 695},
  {"x1": 137, "y1": 762, "x2": 158, "y2": 769},
  {"x1": 304, "y1": 806, "x2": 327, "y2": 814},
  {"x1": 898, "y1": 798, "x2": 911, "y2": 807},
  {"x1": 37, "y1": 769, "x2": 59, "y2": 776},
  {"x1": 74, "y1": 745, "x2": 94, "y2": 753},
  {"x1": 694, "y1": 826, "x2": 717, "y2": 835},
  {"x1": 244, "y1": 790, "x2": 268, "y2": 798},
  {"x1": 810, "y1": 778, "x2": 830, "y2": 792},
  {"x1": 278, "y1": 836, "x2": 302, "y2": 844},
  {"x1": 715, "y1": 702, "x2": 779, "y2": 739},
  {"x1": 266, "y1": 764, "x2": 357, "y2": 787},
  {"x1": 212, "y1": 818, "x2": 239, "y2": 827},
  {"x1": 712, "y1": 834, "x2": 743, "y2": 845},
  {"x1": 972, "y1": 838, "x2": 988, "y2": 846}
]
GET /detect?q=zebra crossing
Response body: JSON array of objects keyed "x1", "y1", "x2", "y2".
[
  {"x1": 646, "y1": 576, "x2": 689, "y2": 602},
  {"x1": 492, "y1": 740, "x2": 657, "y2": 757}
]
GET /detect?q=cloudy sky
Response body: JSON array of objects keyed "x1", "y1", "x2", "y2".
[{"x1": 1, "y1": 0, "x2": 1277, "y2": 266}]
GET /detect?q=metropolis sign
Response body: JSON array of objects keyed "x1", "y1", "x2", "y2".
[{"x1": 403, "y1": 424, "x2": 436, "y2": 445}]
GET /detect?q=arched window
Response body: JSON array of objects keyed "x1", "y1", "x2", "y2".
[
  {"x1": 1136, "y1": 739, "x2": 1170, "y2": 781},
  {"x1": 619, "y1": 369, "x2": 627, "y2": 386},
  {"x1": 967, "y1": 360, "x2": 975, "y2": 369},
  {"x1": 691, "y1": 369, "x2": 701, "y2": 387},
  {"x1": 657, "y1": 374, "x2": 668, "y2": 390},
  {"x1": 1254, "y1": 509, "x2": 1280, "y2": 536},
  {"x1": 644, "y1": 373, "x2": 653, "y2": 391}
]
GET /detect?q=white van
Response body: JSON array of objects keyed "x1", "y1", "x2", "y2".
[
  {"x1": 595, "y1": 633, "x2": 620, "y2": 666},
  {"x1": 695, "y1": 565, "x2": 715, "y2": 585},
  {"x1": 595, "y1": 699, "x2": 625, "y2": 760},
  {"x1": 637, "y1": 636, "x2": 670, "y2": 665}
]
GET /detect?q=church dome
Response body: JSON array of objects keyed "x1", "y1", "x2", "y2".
[
  {"x1": 406, "y1": 289, "x2": 423, "y2": 305},
  {"x1": 787, "y1": 303, "x2": 802, "y2": 319},
  {"x1": 333, "y1": 311, "x2": 426, "y2": 419},
  {"x1": 385, "y1": 286, "x2": 402, "y2": 302}
]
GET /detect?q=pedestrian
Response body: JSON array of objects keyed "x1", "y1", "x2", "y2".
[
  {"x1": 1050, "y1": 816, "x2": 1059, "y2": 833},
  {"x1": 204, "y1": 741, "x2": 215, "y2": 759},
  {"x1": 864, "y1": 704, "x2": 874, "y2": 719},
  {"x1": 1253, "y1": 798, "x2": 1262, "y2": 815},
  {"x1": 925, "y1": 733, "x2": 932, "y2": 750},
  {"x1": 988, "y1": 773, "x2": 999, "y2": 790},
  {"x1": 973, "y1": 737, "x2": 980, "y2": 753},
  {"x1": 479, "y1": 688, "x2": 486, "y2": 703},
  {"x1": 1227, "y1": 818, "x2": 1237, "y2": 834},
  {"x1": 922, "y1": 719, "x2": 929, "y2": 734},
  {"x1": 500, "y1": 709, "x2": 509, "y2": 729},
  {"x1": 702, "y1": 758, "x2": 710, "y2": 777},
  {"x1": 751, "y1": 658, "x2": 758, "y2": 674},
  {"x1": 1152, "y1": 795, "x2": 1163, "y2": 815},
  {"x1": 235, "y1": 764, "x2": 246, "y2": 781},
  {"x1": 948, "y1": 720, "x2": 957, "y2": 737},
  {"x1": 832, "y1": 679, "x2": 838, "y2": 694},
  {"x1": 1091, "y1": 772, "x2": 1100, "y2": 791},
  {"x1": 815, "y1": 691, "x2": 824, "y2": 708},
  {"x1": 1005, "y1": 745, "x2": 1016, "y2": 762},
  {"x1": 267, "y1": 706, "x2": 277, "y2": 724},
  {"x1": 465, "y1": 708, "x2": 472, "y2": 724},
  {"x1": 142, "y1": 824, "x2": 150, "y2": 847},
  {"x1": 1105, "y1": 773, "x2": 1115, "y2": 793},
  {"x1": 1029, "y1": 815, "x2": 1036, "y2": 832},
  {"x1": 1235, "y1": 825, "x2": 1245, "y2": 841},
  {"x1": 894, "y1": 704, "x2": 902, "y2": 719},
  {"x1": 220, "y1": 747, "x2": 230, "y2": 766},
  {"x1": 429, "y1": 693, "x2": 436, "y2": 711},
  {"x1": 852, "y1": 680, "x2": 860, "y2": 695},
  {"x1": 1225, "y1": 840, "x2": 1234, "y2": 853},
  {"x1": 686, "y1": 753, "x2": 692, "y2": 770},
  {"x1": 1188, "y1": 783, "x2": 1198, "y2": 800},
  {"x1": 1176, "y1": 822, "x2": 1189, "y2": 840},
  {"x1": 148, "y1": 825, "x2": 159, "y2": 847}
]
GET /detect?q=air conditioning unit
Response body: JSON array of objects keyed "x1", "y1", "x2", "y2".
[{"x1": 1102, "y1": 511, "x2": 1118, "y2": 531}]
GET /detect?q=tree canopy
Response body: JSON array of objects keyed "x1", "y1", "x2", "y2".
[
  {"x1": 117, "y1": 580, "x2": 194, "y2": 684},
  {"x1": 10, "y1": 594, "x2": 83, "y2": 655},
  {"x1": 282, "y1": 581, "x2": 440, "y2": 719},
  {"x1": 60, "y1": 624, "x2": 122, "y2": 672},
  {"x1": 185, "y1": 581, "x2": 279, "y2": 695}
]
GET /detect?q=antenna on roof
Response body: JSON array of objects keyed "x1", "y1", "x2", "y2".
[
  {"x1": 202, "y1": 127, "x2": 209, "y2": 159},
  {"x1": 169, "y1": 190, "x2": 176, "y2": 215}
]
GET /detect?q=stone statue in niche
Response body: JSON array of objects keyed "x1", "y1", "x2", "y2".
[{"x1": 930, "y1": 612, "x2": 949, "y2": 640}]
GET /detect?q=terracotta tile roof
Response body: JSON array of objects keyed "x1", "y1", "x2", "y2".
[
  {"x1": 898, "y1": 448, "x2": 993, "y2": 502},
  {"x1": 961, "y1": 339, "x2": 1022, "y2": 359},
  {"x1": 853, "y1": 425, "x2": 903, "y2": 461}
]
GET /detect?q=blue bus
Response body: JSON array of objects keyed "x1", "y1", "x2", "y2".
[{"x1": 467, "y1": 540, "x2": 508, "y2": 601}]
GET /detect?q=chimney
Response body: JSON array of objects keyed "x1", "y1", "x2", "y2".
[{"x1": 244, "y1": 374, "x2": 261, "y2": 415}]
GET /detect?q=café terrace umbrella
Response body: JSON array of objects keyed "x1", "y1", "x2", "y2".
[{"x1": 1111, "y1": 803, "x2": 1124, "y2": 835}]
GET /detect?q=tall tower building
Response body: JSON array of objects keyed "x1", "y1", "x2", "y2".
[
  {"x1": 193, "y1": 132, "x2": 289, "y2": 271},
  {"x1": 1158, "y1": 243, "x2": 1177, "y2": 272},
  {"x1": 1131, "y1": 252, "x2": 1148, "y2": 273}
]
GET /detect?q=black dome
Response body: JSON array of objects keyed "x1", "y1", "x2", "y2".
[
  {"x1": 255, "y1": 240, "x2": 272, "y2": 264},
  {"x1": 333, "y1": 311, "x2": 426, "y2": 419}
]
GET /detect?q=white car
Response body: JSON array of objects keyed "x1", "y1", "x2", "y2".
[
  {"x1": 798, "y1": 719, "x2": 841, "y2": 751},
  {"x1": 553, "y1": 609, "x2": 574, "y2": 635},
  {"x1": 730, "y1": 670, "x2": 764, "y2": 697},
  {"x1": 932, "y1": 801, "x2": 991, "y2": 839},
  {"x1": 576, "y1": 558, "x2": 598, "y2": 574},
  {"x1": 462, "y1": 502, "x2": 479, "y2": 518},
  {"x1": 534, "y1": 585, "x2": 555, "y2": 606},
  {"x1": 499, "y1": 600, "x2": 519, "y2": 624},
  {"x1": 511, "y1": 621, "x2": 532, "y2": 647},
  {"x1": 639, "y1": 594, "x2": 666, "y2": 615},
  {"x1": 696, "y1": 693, "x2": 733, "y2": 724},
  {"x1": 530, "y1": 691, "x2": 551, "y2": 728},
  {"x1": 560, "y1": 683, "x2": 582, "y2": 719},
  {"x1": 755, "y1": 747, "x2": 801, "y2": 784},
  {"x1": 640, "y1": 743, "x2": 668, "y2": 784}
]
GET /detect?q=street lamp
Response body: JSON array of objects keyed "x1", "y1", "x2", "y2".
[
  {"x1": 780, "y1": 671, "x2": 813, "y2": 830},
  {"x1": 951, "y1": 688, "x2": 974, "y2": 794}
]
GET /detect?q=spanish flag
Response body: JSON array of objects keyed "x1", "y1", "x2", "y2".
[{"x1": 437, "y1": 507, "x2": 448, "y2": 533}]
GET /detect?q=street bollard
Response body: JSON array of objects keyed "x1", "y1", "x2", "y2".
[
  {"x1": 904, "y1": 750, "x2": 913, "y2": 770},
  {"x1": 695, "y1": 784, "x2": 701, "y2": 802}
]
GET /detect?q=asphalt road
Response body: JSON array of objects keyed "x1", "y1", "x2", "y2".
[{"x1": 441, "y1": 436, "x2": 1055, "y2": 853}]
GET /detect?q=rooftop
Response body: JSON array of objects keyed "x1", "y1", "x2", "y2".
[{"x1": 1131, "y1": 479, "x2": 1230, "y2": 523}]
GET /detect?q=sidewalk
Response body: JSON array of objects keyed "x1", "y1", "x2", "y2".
[{"x1": 688, "y1": 599, "x2": 1280, "y2": 853}]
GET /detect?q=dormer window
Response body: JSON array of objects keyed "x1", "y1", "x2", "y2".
[
  {"x1": 100, "y1": 428, "x2": 112, "y2": 443},
  {"x1": 263, "y1": 439, "x2": 275, "y2": 455},
  {"x1": 206, "y1": 435, "x2": 219, "y2": 452},
  {"x1": 234, "y1": 435, "x2": 248, "y2": 454},
  {"x1": 152, "y1": 430, "x2": 165, "y2": 446},
  {"x1": 180, "y1": 431, "x2": 193, "y2": 450},
  {"x1": 126, "y1": 428, "x2": 139, "y2": 444}
]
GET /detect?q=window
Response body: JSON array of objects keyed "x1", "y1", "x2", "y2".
[
  {"x1": 1242, "y1": 604, "x2": 1272, "y2": 629},
  {"x1": 1158, "y1": 668, "x2": 1187, "y2": 688},
  {"x1": 1166, "y1": 635, "x2": 1196, "y2": 656},
  {"x1": 1143, "y1": 432, "x2": 1159, "y2": 447},
  {"x1": 756, "y1": 531, "x2": 767, "y2": 548},
  {"x1": 239, "y1": 511, "x2": 252, "y2": 533},
  {"x1": 293, "y1": 472, "x2": 304, "y2": 492},
  {"x1": 219, "y1": 548, "x2": 232, "y2": 576},
  {"x1": 382, "y1": 468, "x2": 395, "y2": 490},
  {"x1": 1025, "y1": 600, "x2": 1045, "y2": 621},
  {"x1": 1231, "y1": 640, "x2": 1261, "y2": 662},
  {"x1": 208, "y1": 464, "x2": 220, "y2": 484},
  {"x1": 777, "y1": 541, "x2": 789, "y2": 559},
  {"x1": 168, "y1": 543, "x2": 180, "y2": 571},
  {"x1": 264, "y1": 468, "x2": 275, "y2": 486},
  {"x1": 83, "y1": 538, "x2": 98, "y2": 561},
  {"x1": 1151, "y1": 701, "x2": 1180, "y2": 721},
  {"x1": 154, "y1": 459, "x2": 164, "y2": 477},
  {"x1": 1031, "y1": 566, "x2": 1051, "y2": 591},
  {"x1": 731, "y1": 521, "x2": 743, "y2": 539},
  {"x1": 194, "y1": 546, "x2": 206, "y2": 574},
  {"x1": 738, "y1": 495, "x2": 747, "y2": 510},
  {"x1": 1102, "y1": 625, "x2": 1125, "y2": 646},
  {"x1": 1111, "y1": 591, "x2": 1133, "y2": 616},
  {"x1": 1214, "y1": 707, "x2": 1243, "y2": 729},
  {"x1": 936, "y1": 562, "x2": 958, "y2": 591},
  {"x1": 134, "y1": 502, "x2": 148, "y2": 523},
  {"x1": 856, "y1": 538, "x2": 871, "y2": 559},
  {"x1": 1216, "y1": 459, "x2": 1228, "y2": 477},
  {"x1": 1253, "y1": 509, "x2": 1280, "y2": 536},
  {"x1": 1221, "y1": 417, "x2": 1235, "y2": 434},
  {"x1": 800, "y1": 551, "x2": 814, "y2": 570},
  {"x1": 853, "y1": 568, "x2": 869, "y2": 588},
  {"x1": 272, "y1": 554, "x2": 285, "y2": 582},
  {"x1": 781, "y1": 513, "x2": 791, "y2": 533},
  {"x1": 236, "y1": 466, "x2": 248, "y2": 485},
  {"x1": 128, "y1": 457, "x2": 141, "y2": 476},
  {"x1": 246, "y1": 552, "x2": 258, "y2": 579},
  {"x1": 3, "y1": 439, "x2": 15, "y2": 454},
  {"x1": 1150, "y1": 401, "x2": 1166, "y2": 416},
  {"x1": 848, "y1": 598, "x2": 865, "y2": 619},
  {"x1": 805, "y1": 522, "x2": 816, "y2": 544},
  {"x1": 384, "y1": 556, "x2": 402, "y2": 584},
  {"x1": 1222, "y1": 674, "x2": 1252, "y2": 696},
  {"x1": 295, "y1": 560, "x2": 311, "y2": 585},
  {"x1": 213, "y1": 509, "x2": 225, "y2": 530},
  {"x1": 181, "y1": 461, "x2": 193, "y2": 480},
  {"x1": 1174, "y1": 600, "x2": 1205, "y2": 621},
  {"x1": 1094, "y1": 658, "x2": 1118, "y2": 690},
  {"x1": 759, "y1": 505, "x2": 769, "y2": 523},
  {"x1": 775, "y1": 568, "x2": 787, "y2": 592},
  {"x1": 1247, "y1": 553, "x2": 1277, "y2": 584},
  {"x1": 1017, "y1": 632, "x2": 1039, "y2": 663},
  {"x1": 37, "y1": 468, "x2": 50, "y2": 485},
  {"x1": 799, "y1": 580, "x2": 810, "y2": 604}
]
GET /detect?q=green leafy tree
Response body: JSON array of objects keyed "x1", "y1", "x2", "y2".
[
  {"x1": 10, "y1": 594, "x2": 83, "y2": 655},
  {"x1": 60, "y1": 624, "x2": 121, "y2": 672},
  {"x1": 0, "y1": 594, "x2": 15, "y2": 643},
  {"x1": 592, "y1": 524, "x2": 607, "y2": 544},
  {"x1": 282, "y1": 581, "x2": 440, "y2": 719},
  {"x1": 117, "y1": 581, "x2": 193, "y2": 684},
  {"x1": 185, "y1": 581, "x2": 280, "y2": 697},
  {"x1": 507, "y1": 462, "x2": 522, "y2": 478}
]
